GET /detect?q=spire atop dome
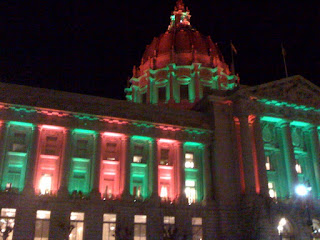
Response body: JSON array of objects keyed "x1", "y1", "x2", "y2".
[
  {"x1": 175, "y1": 0, "x2": 185, "y2": 11},
  {"x1": 168, "y1": 0, "x2": 191, "y2": 30}
]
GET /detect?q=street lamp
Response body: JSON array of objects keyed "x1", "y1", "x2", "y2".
[{"x1": 295, "y1": 182, "x2": 313, "y2": 239}]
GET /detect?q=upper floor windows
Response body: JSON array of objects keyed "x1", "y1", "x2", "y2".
[
  {"x1": 75, "y1": 139, "x2": 89, "y2": 158},
  {"x1": 105, "y1": 142, "x2": 117, "y2": 161},
  {"x1": 43, "y1": 136, "x2": 58, "y2": 156},
  {"x1": 160, "y1": 149, "x2": 170, "y2": 165},
  {"x1": 185, "y1": 152, "x2": 194, "y2": 169},
  {"x1": 11, "y1": 132, "x2": 27, "y2": 152},
  {"x1": 133, "y1": 145, "x2": 144, "y2": 163}
]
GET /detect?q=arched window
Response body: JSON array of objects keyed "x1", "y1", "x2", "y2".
[{"x1": 277, "y1": 218, "x2": 294, "y2": 240}]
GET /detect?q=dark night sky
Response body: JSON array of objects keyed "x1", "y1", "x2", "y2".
[{"x1": 0, "y1": 1, "x2": 319, "y2": 100}]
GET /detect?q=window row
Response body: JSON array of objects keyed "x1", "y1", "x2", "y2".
[
  {"x1": 0, "y1": 122, "x2": 205, "y2": 203},
  {"x1": 0, "y1": 208, "x2": 203, "y2": 240}
]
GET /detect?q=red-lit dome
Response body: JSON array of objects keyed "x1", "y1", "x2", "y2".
[{"x1": 126, "y1": 0, "x2": 239, "y2": 110}]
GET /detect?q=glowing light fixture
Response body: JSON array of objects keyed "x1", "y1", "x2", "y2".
[
  {"x1": 39, "y1": 174, "x2": 52, "y2": 195},
  {"x1": 295, "y1": 184, "x2": 311, "y2": 196}
]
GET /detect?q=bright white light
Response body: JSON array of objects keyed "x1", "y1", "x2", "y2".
[
  {"x1": 279, "y1": 218, "x2": 287, "y2": 226},
  {"x1": 39, "y1": 174, "x2": 52, "y2": 195},
  {"x1": 295, "y1": 184, "x2": 310, "y2": 196}
]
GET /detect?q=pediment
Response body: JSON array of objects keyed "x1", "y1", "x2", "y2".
[{"x1": 239, "y1": 75, "x2": 320, "y2": 109}]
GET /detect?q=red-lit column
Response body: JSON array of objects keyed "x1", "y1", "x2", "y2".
[
  {"x1": 121, "y1": 136, "x2": 132, "y2": 200},
  {"x1": 23, "y1": 125, "x2": 40, "y2": 195},
  {"x1": 250, "y1": 115, "x2": 268, "y2": 196},
  {"x1": 239, "y1": 116, "x2": 257, "y2": 194},
  {"x1": 203, "y1": 144, "x2": 213, "y2": 203},
  {"x1": 178, "y1": 142, "x2": 186, "y2": 203},
  {"x1": 150, "y1": 139, "x2": 159, "y2": 202},
  {"x1": 91, "y1": 132, "x2": 102, "y2": 199},
  {"x1": 57, "y1": 129, "x2": 72, "y2": 198}
]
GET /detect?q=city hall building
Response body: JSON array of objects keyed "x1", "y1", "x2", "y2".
[{"x1": 1, "y1": 1, "x2": 320, "y2": 239}]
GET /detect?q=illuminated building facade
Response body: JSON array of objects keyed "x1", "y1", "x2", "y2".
[{"x1": 0, "y1": 1, "x2": 320, "y2": 239}]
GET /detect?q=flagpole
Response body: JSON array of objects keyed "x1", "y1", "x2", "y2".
[
  {"x1": 230, "y1": 40, "x2": 235, "y2": 75},
  {"x1": 281, "y1": 43, "x2": 288, "y2": 78}
]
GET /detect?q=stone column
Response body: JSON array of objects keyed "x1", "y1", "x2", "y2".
[
  {"x1": 178, "y1": 142, "x2": 186, "y2": 203},
  {"x1": 168, "y1": 64, "x2": 175, "y2": 104},
  {"x1": 279, "y1": 122, "x2": 297, "y2": 197},
  {"x1": 121, "y1": 136, "x2": 132, "y2": 199},
  {"x1": 251, "y1": 116, "x2": 269, "y2": 196},
  {"x1": 203, "y1": 144, "x2": 214, "y2": 203},
  {"x1": 150, "y1": 139, "x2": 160, "y2": 202},
  {"x1": 307, "y1": 126, "x2": 320, "y2": 198},
  {"x1": 193, "y1": 63, "x2": 201, "y2": 102},
  {"x1": 91, "y1": 132, "x2": 102, "y2": 199},
  {"x1": 23, "y1": 125, "x2": 40, "y2": 195},
  {"x1": 0, "y1": 122, "x2": 7, "y2": 186},
  {"x1": 57, "y1": 129, "x2": 72, "y2": 198},
  {"x1": 239, "y1": 116, "x2": 256, "y2": 194}
]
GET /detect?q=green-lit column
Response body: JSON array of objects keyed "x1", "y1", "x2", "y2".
[
  {"x1": 0, "y1": 122, "x2": 7, "y2": 188},
  {"x1": 307, "y1": 126, "x2": 320, "y2": 199},
  {"x1": 239, "y1": 116, "x2": 256, "y2": 194},
  {"x1": 178, "y1": 142, "x2": 186, "y2": 202},
  {"x1": 23, "y1": 125, "x2": 39, "y2": 195},
  {"x1": 91, "y1": 132, "x2": 102, "y2": 199},
  {"x1": 150, "y1": 139, "x2": 159, "y2": 202},
  {"x1": 253, "y1": 117, "x2": 269, "y2": 196},
  {"x1": 279, "y1": 122, "x2": 297, "y2": 197},
  {"x1": 121, "y1": 136, "x2": 132, "y2": 199},
  {"x1": 57, "y1": 129, "x2": 72, "y2": 198},
  {"x1": 203, "y1": 144, "x2": 213, "y2": 203}
]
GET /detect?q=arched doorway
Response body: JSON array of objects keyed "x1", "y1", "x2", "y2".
[
  {"x1": 312, "y1": 219, "x2": 320, "y2": 240},
  {"x1": 277, "y1": 218, "x2": 295, "y2": 240}
]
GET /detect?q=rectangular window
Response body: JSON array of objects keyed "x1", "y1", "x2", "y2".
[
  {"x1": 11, "y1": 132, "x2": 27, "y2": 152},
  {"x1": 69, "y1": 212, "x2": 84, "y2": 240},
  {"x1": 44, "y1": 136, "x2": 58, "y2": 155},
  {"x1": 160, "y1": 149, "x2": 170, "y2": 165},
  {"x1": 0, "y1": 208, "x2": 16, "y2": 240},
  {"x1": 265, "y1": 155, "x2": 272, "y2": 171},
  {"x1": 76, "y1": 139, "x2": 88, "y2": 158},
  {"x1": 158, "y1": 87, "x2": 166, "y2": 102},
  {"x1": 180, "y1": 84, "x2": 189, "y2": 100},
  {"x1": 185, "y1": 152, "x2": 195, "y2": 168},
  {"x1": 102, "y1": 214, "x2": 116, "y2": 240},
  {"x1": 133, "y1": 145, "x2": 144, "y2": 163},
  {"x1": 192, "y1": 217, "x2": 203, "y2": 240},
  {"x1": 268, "y1": 182, "x2": 277, "y2": 199},
  {"x1": 295, "y1": 161, "x2": 302, "y2": 174},
  {"x1": 34, "y1": 210, "x2": 51, "y2": 240},
  {"x1": 134, "y1": 215, "x2": 146, "y2": 240},
  {"x1": 185, "y1": 180, "x2": 196, "y2": 205},
  {"x1": 163, "y1": 216, "x2": 175, "y2": 238},
  {"x1": 105, "y1": 143, "x2": 117, "y2": 161}
]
